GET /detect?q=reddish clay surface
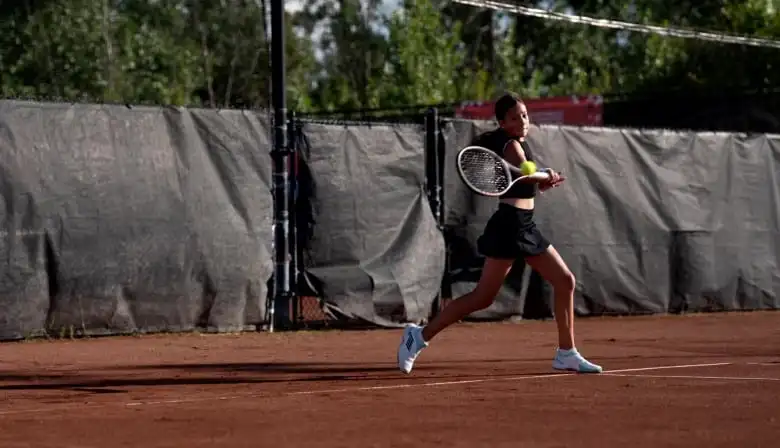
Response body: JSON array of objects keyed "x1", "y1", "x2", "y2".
[{"x1": 1, "y1": 311, "x2": 779, "y2": 447}]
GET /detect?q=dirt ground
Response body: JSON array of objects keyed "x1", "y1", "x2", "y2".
[{"x1": 1, "y1": 311, "x2": 779, "y2": 448}]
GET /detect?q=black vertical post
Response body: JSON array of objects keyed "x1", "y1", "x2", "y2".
[
  {"x1": 270, "y1": 0, "x2": 291, "y2": 332},
  {"x1": 424, "y1": 108, "x2": 443, "y2": 318},
  {"x1": 424, "y1": 108, "x2": 441, "y2": 226},
  {"x1": 436, "y1": 119, "x2": 446, "y2": 228},
  {"x1": 287, "y1": 109, "x2": 299, "y2": 327},
  {"x1": 436, "y1": 119, "x2": 450, "y2": 305},
  {"x1": 436, "y1": 118, "x2": 447, "y2": 228}
]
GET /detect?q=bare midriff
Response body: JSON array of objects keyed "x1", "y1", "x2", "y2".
[{"x1": 500, "y1": 197, "x2": 534, "y2": 210}]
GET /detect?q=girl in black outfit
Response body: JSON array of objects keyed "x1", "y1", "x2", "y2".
[{"x1": 397, "y1": 93, "x2": 603, "y2": 374}]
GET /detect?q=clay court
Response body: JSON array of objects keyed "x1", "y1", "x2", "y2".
[{"x1": 1, "y1": 311, "x2": 778, "y2": 447}]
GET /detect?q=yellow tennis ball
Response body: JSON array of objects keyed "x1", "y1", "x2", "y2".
[{"x1": 520, "y1": 161, "x2": 537, "y2": 175}]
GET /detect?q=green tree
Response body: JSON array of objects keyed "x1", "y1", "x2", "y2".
[
  {"x1": 383, "y1": 0, "x2": 467, "y2": 105},
  {"x1": 0, "y1": 0, "x2": 202, "y2": 104},
  {"x1": 631, "y1": 0, "x2": 780, "y2": 93},
  {"x1": 0, "y1": 0, "x2": 778, "y2": 112},
  {"x1": 300, "y1": 0, "x2": 389, "y2": 110},
  {"x1": 0, "y1": 0, "x2": 317, "y2": 108}
]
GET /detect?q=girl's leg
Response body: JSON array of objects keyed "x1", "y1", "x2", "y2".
[
  {"x1": 525, "y1": 245, "x2": 602, "y2": 373},
  {"x1": 397, "y1": 257, "x2": 514, "y2": 374},
  {"x1": 422, "y1": 257, "x2": 514, "y2": 342},
  {"x1": 524, "y1": 246, "x2": 576, "y2": 350}
]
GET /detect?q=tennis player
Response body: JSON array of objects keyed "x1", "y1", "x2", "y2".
[{"x1": 397, "y1": 92, "x2": 603, "y2": 375}]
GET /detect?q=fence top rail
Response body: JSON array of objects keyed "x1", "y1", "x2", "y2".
[
  {"x1": 439, "y1": 117, "x2": 780, "y2": 138},
  {"x1": 297, "y1": 117, "x2": 424, "y2": 128}
]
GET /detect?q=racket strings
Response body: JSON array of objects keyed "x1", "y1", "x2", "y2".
[{"x1": 460, "y1": 150, "x2": 511, "y2": 194}]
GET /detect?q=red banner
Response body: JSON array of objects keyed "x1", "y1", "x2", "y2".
[{"x1": 455, "y1": 95, "x2": 603, "y2": 126}]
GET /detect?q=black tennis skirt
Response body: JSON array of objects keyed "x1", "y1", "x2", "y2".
[{"x1": 476, "y1": 203, "x2": 551, "y2": 260}]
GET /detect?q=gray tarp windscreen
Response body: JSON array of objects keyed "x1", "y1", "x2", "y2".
[
  {"x1": 442, "y1": 119, "x2": 780, "y2": 319},
  {"x1": 299, "y1": 122, "x2": 446, "y2": 326},
  {"x1": 0, "y1": 101, "x2": 274, "y2": 340},
  {"x1": 2, "y1": 100, "x2": 777, "y2": 340}
]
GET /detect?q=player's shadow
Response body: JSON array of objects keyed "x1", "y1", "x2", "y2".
[{"x1": 0, "y1": 361, "x2": 562, "y2": 394}]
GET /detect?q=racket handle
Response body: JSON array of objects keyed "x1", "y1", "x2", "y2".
[
  {"x1": 510, "y1": 163, "x2": 557, "y2": 175},
  {"x1": 539, "y1": 168, "x2": 563, "y2": 176},
  {"x1": 520, "y1": 167, "x2": 557, "y2": 176}
]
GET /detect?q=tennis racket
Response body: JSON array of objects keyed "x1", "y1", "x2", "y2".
[{"x1": 456, "y1": 145, "x2": 558, "y2": 197}]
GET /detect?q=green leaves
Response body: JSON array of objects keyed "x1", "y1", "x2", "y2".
[
  {"x1": 385, "y1": 0, "x2": 466, "y2": 105},
  {"x1": 0, "y1": 0, "x2": 777, "y2": 111},
  {"x1": 0, "y1": 0, "x2": 317, "y2": 107}
]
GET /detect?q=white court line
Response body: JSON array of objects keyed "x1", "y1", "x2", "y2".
[
  {"x1": 288, "y1": 362, "x2": 733, "y2": 396},
  {"x1": 604, "y1": 373, "x2": 780, "y2": 382},
  {"x1": 0, "y1": 361, "x2": 734, "y2": 416},
  {"x1": 604, "y1": 362, "x2": 731, "y2": 373}
]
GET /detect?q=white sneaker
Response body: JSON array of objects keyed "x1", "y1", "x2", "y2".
[
  {"x1": 397, "y1": 324, "x2": 428, "y2": 374},
  {"x1": 552, "y1": 348, "x2": 603, "y2": 373}
]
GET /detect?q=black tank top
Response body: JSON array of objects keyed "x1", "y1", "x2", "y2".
[{"x1": 471, "y1": 128, "x2": 537, "y2": 199}]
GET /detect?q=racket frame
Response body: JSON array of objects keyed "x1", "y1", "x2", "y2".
[{"x1": 456, "y1": 145, "x2": 554, "y2": 197}]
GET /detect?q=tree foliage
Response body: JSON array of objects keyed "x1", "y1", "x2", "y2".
[{"x1": 0, "y1": 0, "x2": 777, "y2": 111}]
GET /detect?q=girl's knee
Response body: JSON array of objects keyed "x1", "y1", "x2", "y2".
[{"x1": 556, "y1": 270, "x2": 576, "y2": 293}]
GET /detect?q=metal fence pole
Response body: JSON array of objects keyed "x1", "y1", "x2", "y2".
[
  {"x1": 270, "y1": 0, "x2": 291, "y2": 332},
  {"x1": 425, "y1": 108, "x2": 444, "y2": 319},
  {"x1": 425, "y1": 108, "x2": 441, "y2": 226},
  {"x1": 287, "y1": 110, "x2": 299, "y2": 327}
]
